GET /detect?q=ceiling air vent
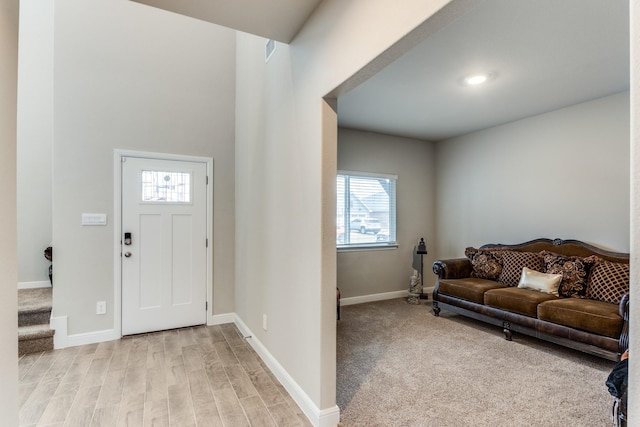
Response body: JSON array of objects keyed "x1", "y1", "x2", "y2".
[{"x1": 265, "y1": 39, "x2": 276, "y2": 63}]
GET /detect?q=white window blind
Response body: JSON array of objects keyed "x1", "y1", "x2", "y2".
[{"x1": 337, "y1": 171, "x2": 397, "y2": 248}]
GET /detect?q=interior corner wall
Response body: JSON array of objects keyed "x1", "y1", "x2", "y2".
[
  {"x1": 17, "y1": 0, "x2": 53, "y2": 286},
  {"x1": 235, "y1": 0, "x2": 464, "y2": 417},
  {"x1": 337, "y1": 128, "x2": 436, "y2": 298},
  {"x1": 0, "y1": 0, "x2": 19, "y2": 423},
  {"x1": 435, "y1": 92, "x2": 630, "y2": 258},
  {"x1": 51, "y1": 0, "x2": 236, "y2": 336}
]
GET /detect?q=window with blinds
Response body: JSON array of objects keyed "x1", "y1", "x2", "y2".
[{"x1": 337, "y1": 171, "x2": 397, "y2": 248}]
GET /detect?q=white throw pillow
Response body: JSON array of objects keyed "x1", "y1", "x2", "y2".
[{"x1": 517, "y1": 267, "x2": 562, "y2": 296}]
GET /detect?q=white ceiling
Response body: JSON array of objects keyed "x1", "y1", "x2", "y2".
[
  {"x1": 338, "y1": 0, "x2": 630, "y2": 141},
  {"x1": 131, "y1": 0, "x2": 630, "y2": 142},
  {"x1": 131, "y1": 0, "x2": 322, "y2": 43}
]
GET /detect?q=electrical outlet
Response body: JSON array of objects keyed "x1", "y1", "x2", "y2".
[
  {"x1": 262, "y1": 314, "x2": 268, "y2": 331},
  {"x1": 96, "y1": 301, "x2": 107, "y2": 315}
]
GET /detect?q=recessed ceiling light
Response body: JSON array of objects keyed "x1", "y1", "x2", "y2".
[{"x1": 464, "y1": 74, "x2": 488, "y2": 86}]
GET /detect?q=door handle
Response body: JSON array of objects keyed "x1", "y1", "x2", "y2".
[{"x1": 124, "y1": 252, "x2": 132, "y2": 258}]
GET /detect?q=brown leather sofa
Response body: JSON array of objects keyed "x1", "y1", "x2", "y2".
[{"x1": 432, "y1": 238, "x2": 630, "y2": 361}]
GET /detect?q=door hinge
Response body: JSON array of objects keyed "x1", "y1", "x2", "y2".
[
  {"x1": 206, "y1": 301, "x2": 208, "y2": 311},
  {"x1": 206, "y1": 176, "x2": 209, "y2": 185},
  {"x1": 206, "y1": 238, "x2": 208, "y2": 248}
]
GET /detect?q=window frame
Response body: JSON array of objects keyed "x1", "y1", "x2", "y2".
[{"x1": 337, "y1": 170, "x2": 398, "y2": 251}]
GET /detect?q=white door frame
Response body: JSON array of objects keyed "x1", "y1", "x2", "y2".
[{"x1": 113, "y1": 149, "x2": 213, "y2": 338}]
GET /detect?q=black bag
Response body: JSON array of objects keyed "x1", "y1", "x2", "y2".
[{"x1": 606, "y1": 359, "x2": 628, "y2": 399}]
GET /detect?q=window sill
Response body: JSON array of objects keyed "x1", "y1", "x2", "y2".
[{"x1": 337, "y1": 244, "x2": 398, "y2": 253}]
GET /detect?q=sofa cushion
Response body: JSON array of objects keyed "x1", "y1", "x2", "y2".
[
  {"x1": 497, "y1": 251, "x2": 544, "y2": 287},
  {"x1": 541, "y1": 251, "x2": 599, "y2": 298},
  {"x1": 517, "y1": 267, "x2": 563, "y2": 296},
  {"x1": 538, "y1": 298, "x2": 622, "y2": 338},
  {"x1": 465, "y1": 247, "x2": 504, "y2": 280},
  {"x1": 485, "y1": 287, "x2": 559, "y2": 317},
  {"x1": 438, "y1": 278, "x2": 505, "y2": 305},
  {"x1": 586, "y1": 261, "x2": 629, "y2": 304}
]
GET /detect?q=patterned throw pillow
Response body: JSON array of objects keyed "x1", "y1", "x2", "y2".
[
  {"x1": 465, "y1": 247, "x2": 503, "y2": 280},
  {"x1": 586, "y1": 261, "x2": 629, "y2": 304},
  {"x1": 497, "y1": 251, "x2": 544, "y2": 287},
  {"x1": 541, "y1": 251, "x2": 599, "y2": 298}
]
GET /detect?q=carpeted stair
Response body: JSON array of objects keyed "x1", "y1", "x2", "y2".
[{"x1": 18, "y1": 288, "x2": 54, "y2": 355}]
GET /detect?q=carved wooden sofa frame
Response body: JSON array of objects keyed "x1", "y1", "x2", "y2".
[{"x1": 432, "y1": 238, "x2": 630, "y2": 361}]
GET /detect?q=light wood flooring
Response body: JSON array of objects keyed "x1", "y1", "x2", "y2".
[{"x1": 18, "y1": 324, "x2": 313, "y2": 427}]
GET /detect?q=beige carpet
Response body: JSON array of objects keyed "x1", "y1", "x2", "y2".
[
  {"x1": 336, "y1": 298, "x2": 615, "y2": 427},
  {"x1": 18, "y1": 287, "x2": 52, "y2": 313}
]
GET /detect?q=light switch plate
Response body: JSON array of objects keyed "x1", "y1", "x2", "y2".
[
  {"x1": 96, "y1": 301, "x2": 106, "y2": 315},
  {"x1": 82, "y1": 213, "x2": 107, "y2": 226}
]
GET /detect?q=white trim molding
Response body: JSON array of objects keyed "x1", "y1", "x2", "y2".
[
  {"x1": 51, "y1": 314, "x2": 119, "y2": 349},
  {"x1": 234, "y1": 315, "x2": 340, "y2": 427},
  {"x1": 50, "y1": 315, "x2": 68, "y2": 349},
  {"x1": 67, "y1": 329, "x2": 119, "y2": 348},
  {"x1": 340, "y1": 290, "x2": 409, "y2": 306},
  {"x1": 18, "y1": 281, "x2": 51, "y2": 289},
  {"x1": 340, "y1": 288, "x2": 435, "y2": 307},
  {"x1": 208, "y1": 312, "x2": 235, "y2": 325}
]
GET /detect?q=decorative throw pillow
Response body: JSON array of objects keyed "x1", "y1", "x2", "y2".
[
  {"x1": 497, "y1": 251, "x2": 544, "y2": 287},
  {"x1": 586, "y1": 261, "x2": 629, "y2": 304},
  {"x1": 517, "y1": 267, "x2": 563, "y2": 296},
  {"x1": 465, "y1": 247, "x2": 503, "y2": 280},
  {"x1": 541, "y1": 251, "x2": 599, "y2": 298}
]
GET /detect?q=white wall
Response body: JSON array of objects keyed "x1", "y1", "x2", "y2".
[
  {"x1": 51, "y1": 0, "x2": 236, "y2": 336},
  {"x1": 435, "y1": 92, "x2": 630, "y2": 258},
  {"x1": 628, "y1": 0, "x2": 639, "y2": 421},
  {"x1": 0, "y1": 0, "x2": 19, "y2": 423},
  {"x1": 337, "y1": 128, "x2": 436, "y2": 298},
  {"x1": 235, "y1": 0, "x2": 475, "y2": 423},
  {"x1": 17, "y1": 0, "x2": 53, "y2": 287},
  {"x1": 4, "y1": 1, "x2": 638, "y2": 425}
]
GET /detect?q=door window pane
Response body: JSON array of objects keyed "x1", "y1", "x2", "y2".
[{"x1": 141, "y1": 170, "x2": 191, "y2": 203}]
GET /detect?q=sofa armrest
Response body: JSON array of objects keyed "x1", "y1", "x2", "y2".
[
  {"x1": 618, "y1": 293, "x2": 630, "y2": 355},
  {"x1": 619, "y1": 293, "x2": 629, "y2": 318},
  {"x1": 432, "y1": 258, "x2": 472, "y2": 280}
]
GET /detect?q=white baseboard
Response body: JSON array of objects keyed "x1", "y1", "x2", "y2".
[
  {"x1": 340, "y1": 288, "x2": 436, "y2": 307},
  {"x1": 340, "y1": 289, "x2": 408, "y2": 306},
  {"x1": 234, "y1": 315, "x2": 340, "y2": 427},
  {"x1": 67, "y1": 328, "x2": 119, "y2": 348},
  {"x1": 208, "y1": 312, "x2": 235, "y2": 325},
  {"x1": 317, "y1": 406, "x2": 341, "y2": 427},
  {"x1": 50, "y1": 315, "x2": 68, "y2": 349},
  {"x1": 50, "y1": 311, "x2": 236, "y2": 348},
  {"x1": 51, "y1": 316, "x2": 119, "y2": 349},
  {"x1": 18, "y1": 281, "x2": 51, "y2": 289}
]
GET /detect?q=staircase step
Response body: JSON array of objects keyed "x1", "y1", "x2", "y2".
[
  {"x1": 18, "y1": 288, "x2": 53, "y2": 355},
  {"x1": 18, "y1": 287, "x2": 52, "y2": 327},
  {"x1": 19, "y1": 308, "x2": 51, "y2": 327},
  {"x1": 18, "y1": 324, "x2": 54, "y2": 356},
  {"x1": 18, "y1": 287, "x2": 52, "y2": 312}
]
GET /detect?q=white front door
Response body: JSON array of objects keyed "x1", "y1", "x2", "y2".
[{"x1": 121, "y1": 156, "x2": 207, "y2": 335}]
